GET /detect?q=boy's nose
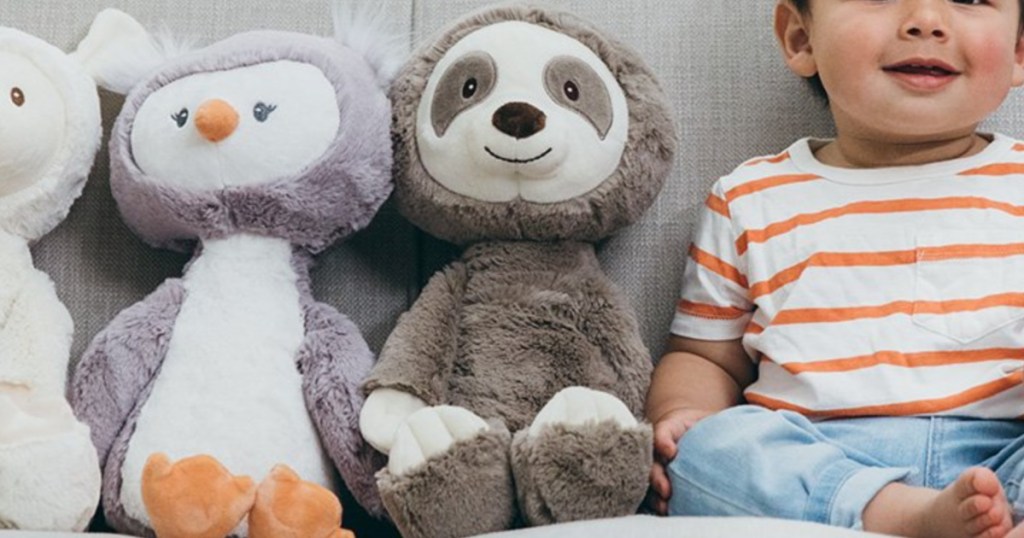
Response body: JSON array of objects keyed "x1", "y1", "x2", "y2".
[{"x1": 900, "y1": 1, "x2": 949, "y2": 41}]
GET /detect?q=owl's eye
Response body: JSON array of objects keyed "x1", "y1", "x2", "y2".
[
  {"x1": 171, "y1": 108, "x2": 189, "y2": 128},
  {"x1": 10, "y1": 87, "x2": 24, "y2": 107},
  {"x1": 253, "y1": 102, "x2": 277, "y2": 122}
]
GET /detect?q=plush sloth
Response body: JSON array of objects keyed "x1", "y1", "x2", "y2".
[
  {"x1": 0, "y1": 21, "x2": 104, "y2": 532},
  {"x1": 69, "y1": 8, "x2": 397, "y2": 536},
  {"x1": 359, "y1": 6, "x2": 677, "y2": 537}
]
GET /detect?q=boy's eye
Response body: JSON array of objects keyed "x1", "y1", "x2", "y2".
[
  {"x1": 171, "y1": 108, "x2": 189, "y2": 128},
  {"x1": 949, "y1": 0, "x2": 986, "y2": 4}
]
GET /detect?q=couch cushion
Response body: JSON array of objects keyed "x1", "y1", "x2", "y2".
[{"x1": 477, "y1": 515, "x2": 891, "y2": 538}]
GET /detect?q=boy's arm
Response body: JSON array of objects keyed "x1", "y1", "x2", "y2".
[
  {"x1": 645, "y1": 334, "x2": 754, "y2": 515},
  {"x1": 645, "y1": 334, "x2": 754, "y2": 423}
]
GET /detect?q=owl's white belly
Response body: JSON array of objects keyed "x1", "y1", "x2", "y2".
[{"x1": 119, "y1": 234, "x2": 335, "y2": 530}]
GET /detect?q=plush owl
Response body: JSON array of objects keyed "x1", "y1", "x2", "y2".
[
  {"x1": 68, "y1": 8, "x2": 398, "y2": 536},
  {"x1": 0, "y1": 21, "x2": 104, "y2": 532},
  {"x1": 359, "y1": 5, "x2": 677, "y2": 538}
]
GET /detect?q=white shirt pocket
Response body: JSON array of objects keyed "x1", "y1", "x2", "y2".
[{"x1": 913, "y1": 230, "x2": 1024, "y2": 344}]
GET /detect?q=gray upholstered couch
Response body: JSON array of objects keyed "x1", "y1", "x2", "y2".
[{"x1": 15, "y1": 0, "x2": 1021, "y2": 535}]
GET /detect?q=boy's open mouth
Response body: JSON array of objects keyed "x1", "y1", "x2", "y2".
[{"x1": 882, "y1": 60, "x2": 960, "y2": 77}]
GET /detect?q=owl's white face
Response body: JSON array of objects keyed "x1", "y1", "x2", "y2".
[
  {"x1": 131, "y1": 60, "x2": 340, "y2": 190},
  {"x1": 416, "y1": 21, "x2": 629, "y2": 204},
  {"x1": 0, "y1": 52, "x2": 66, "y2": 197}
]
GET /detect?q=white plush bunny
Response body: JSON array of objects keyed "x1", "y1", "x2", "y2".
[{"x1": 0, "y1": 21, "x2": 107, "y2": 532}]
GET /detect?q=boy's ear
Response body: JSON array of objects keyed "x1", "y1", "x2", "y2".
[
  {"x1": 774, "y1": 1, "x2": 817, "y2": 78},
  {"x1": 1012, "y1": 33, "x2": 1024, "y2": 87}
]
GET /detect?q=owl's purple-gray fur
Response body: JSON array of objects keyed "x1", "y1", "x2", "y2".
[
  {"x1": 71, "y1": 26, "x2": 394, "y2": 536},
  {"x1": 109, "y1": 30, "x2": 392, "y2": 254}
]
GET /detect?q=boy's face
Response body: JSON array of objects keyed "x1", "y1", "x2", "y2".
[{"x1": 777, "y1": 0, "x2": 1024, "y2": 141}]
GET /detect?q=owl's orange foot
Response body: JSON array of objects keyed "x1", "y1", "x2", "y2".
[
  {"x1": 248, "y1": 464, "x2": 353, "y2": 538},
  {"x1": 142, "y1": 453, "x2": 256, "y2": 538}
]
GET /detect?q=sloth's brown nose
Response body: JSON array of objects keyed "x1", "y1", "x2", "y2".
[{"x1": 492, "y1": 102, "x2": 546, "y2": 139}]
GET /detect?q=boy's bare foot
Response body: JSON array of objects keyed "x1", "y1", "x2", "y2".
[{"x1": 864, "y1": 467, "x2": 1012, "y2": 538}]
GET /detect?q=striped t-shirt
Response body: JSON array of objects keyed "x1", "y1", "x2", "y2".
[{"x1": 672, "y1": 133, "x2": 1024, "y2": 419}]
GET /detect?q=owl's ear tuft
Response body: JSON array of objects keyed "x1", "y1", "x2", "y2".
[{"x1": 332, "y1": 1, "x2": 408, "y2": 90}]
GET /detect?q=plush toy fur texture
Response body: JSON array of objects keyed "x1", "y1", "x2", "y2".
[
  {"x1": 0, "y1": 234, "x2": 75, "y2": 396},
  {"x1": 71, "y1": 22, "x2": 391, "y2": 536},
  {"x1": 73, "y1": 251, "x2": 387, "y2": 536},
  {"x1": 366, "y1": 242, "x2": 657, "y2": 536},
  {"x1": 365, "y1": 5, "x2": 675, "y2": 536},
  {"x1": 377, "y1": 423, "x2": 516, "y2": 537},
  {"x1": 71, "y1": 279, "x2": 185, "y2": 536},
  {"x1": 0, "y1": 28, "x2": 101, "y2": 243},
  {"x1": 390, "y1": 6, "x2": 676, "y2": 246},
  {"x1": 108, "y1": 31, "x2": 392, "y2": 254},
  {"x1": 509, "y1": 422, "x2": 652, "y2": 525},
  {"x1": 0, "y1": 421, "x2": 101, "y2": 531},
  {"x1": 366, "y1": 242, "x2": 653, "y2": 420},
  {"x1": 0, "y1": 26, "x2": 102, "y2": 532}
]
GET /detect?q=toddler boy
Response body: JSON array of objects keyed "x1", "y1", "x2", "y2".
[{"x1": 647, "y1": 1, "x2": 1024, "y2": 536}]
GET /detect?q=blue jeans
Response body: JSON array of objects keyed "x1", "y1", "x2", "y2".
[{"x1": 666, "y1": 405, "x2": 1024, "y2": 529}]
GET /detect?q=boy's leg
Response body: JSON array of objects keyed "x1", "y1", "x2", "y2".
[
  {"x1": 666, "y1": 405, "x2": 911, "y2": 528},
  {"x1": 668, "y1": 406, "x2": 1014, "y2": 537},
  {"x1": 863, "y1": 467, "x2": 1011, "y2": 537},
  {"x1": 979, "y1": 421, "x2": 1024, "y2": 523}
]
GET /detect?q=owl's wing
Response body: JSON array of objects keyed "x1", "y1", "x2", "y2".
[
  {"x1": 297, "y1": 299, "x2": 386, "y2": 517},
  {"x1": 69, "y1": 278, "x2": 185, "y2": 467}
]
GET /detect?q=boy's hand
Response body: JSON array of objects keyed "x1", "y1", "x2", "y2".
[{"x1": 647, "y1": 407, "x2": 714, "y2": 515}]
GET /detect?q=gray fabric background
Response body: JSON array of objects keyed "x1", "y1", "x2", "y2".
[
  {"x1": 16, "y1": 0, "x2": 1024, "y2": 365},
  {"x1": 6, "y1": 0, "x2": 1024, "y2": 535}
]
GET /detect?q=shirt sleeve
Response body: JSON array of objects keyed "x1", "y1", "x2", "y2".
[{"x1": 671, "y1": 179, "x2": 753, "y2": 340}]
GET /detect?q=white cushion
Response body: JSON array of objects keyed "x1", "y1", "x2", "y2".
[{"x1": 476, "y1": 516, "x2": 890, "y2": 538}]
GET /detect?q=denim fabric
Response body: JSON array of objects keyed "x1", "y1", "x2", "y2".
[{"x1": 666, "y1": 405, "x2": 1024, "y2": 529}]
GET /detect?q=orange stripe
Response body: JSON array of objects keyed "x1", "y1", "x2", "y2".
[
  {"x1": 772, "y1": 292, "x2": 1024, "y2": 325},
  {"x1": 744, "y1": 151, "x2": 790, "y2": 167},
  {"x1": 920, "y1": 242, "x2": 1024, "y2": 261},
  {"x1": 768, "y1": 348, "x2": 1024, "y2": 374},
  {"x1": 745, "y1": 321, "x2": 765, "y2": 335},
  {"x1": 706, "y1": 193, "x2": 730, "y2": 218},
  {"x1": 676, "y1": 300, "x2": 747, "y2": 320},
  {"x1": 751, "y1": 250, "x2": 913, "y2": 299},
  {"x1": 736, "y1": 197, "x2": 1024, "y2": 254},
  {"x1": 960, "y1": 163, "x2": 1024, "y2": 176},
  {"x1": 746, "y1": 371, "x2": 1022, "y2": 418},
  {"x1": 690, "y1": 245, "x2": 748, "y2": 288},
  {"x1": 1013, "y1": 143, "x2": 1024, "y2": 152},
  {"x1": 724, "y1": 174, "x2": 820, "y2": 203},
  {"x1": 750, "y1": 243, "x2": 1024, "y2": 299}
]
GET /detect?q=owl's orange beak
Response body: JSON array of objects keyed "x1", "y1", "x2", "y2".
[{"x1": 194, "y1": 99, "x2": 239, "y2": 143}]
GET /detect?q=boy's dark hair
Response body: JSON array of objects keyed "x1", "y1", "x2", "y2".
[{"x1": 788, "y1": 0, "x2": 1024, "y2": 103}]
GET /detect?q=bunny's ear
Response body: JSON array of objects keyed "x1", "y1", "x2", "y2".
[{"x1": 70, "y1": 9, "x2": 167, "y2": 94}]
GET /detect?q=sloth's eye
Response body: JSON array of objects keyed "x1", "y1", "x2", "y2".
[
  {"x1": 462, "y1": 78, "x2": 477, "y2": 99},
  {"x1": 563, "y1": 81, "x2": 580, "y2": 102}
]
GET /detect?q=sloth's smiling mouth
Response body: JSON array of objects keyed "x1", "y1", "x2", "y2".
[{"x1": 484, "y1": 146, "x2": 553, "y2": 164}]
